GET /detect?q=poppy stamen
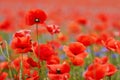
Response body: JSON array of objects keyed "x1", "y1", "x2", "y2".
[
  {"x1": 35, "y1": 18, "x2": 40, "y2": 23},
  {"x1": 56, "y1": 69, "x2": 61, "y2": 74}
]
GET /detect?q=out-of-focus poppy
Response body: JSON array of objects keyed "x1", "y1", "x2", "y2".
[
  {"x1": 46, "y1": 55, "x2": 60, "y2": 65},
  {"x1": 84, "y1": 56, "x2": 117, "y2": 80},
  {"x1": 0, "y1": 62, "x2": 8, "y2": 70},
  {"x1": 105, "y1": 38, "x2": 120, "y2": 54},
  {"x1": 25, "y1": 9, "x2": 47, "y2": 25},
  {"x1": 67, "y1": 22, "x2": 81, "y2": 34},
  {"x1": 34, "y1": 44, "x2": 55, "y2": 61},
  {"x1": 26, "y1": 71, "x2": 39, "y2": 80},
  {"x1": 76, "y1": 17, "x2": 87, "y2": 25},
  {"x1": 57, "y1": 33, "x2": 68, "y2": 42},
  {"x1": 11, "y1": 30, "x2": 32, "y2": 53},
  {"x1": 12, "y1": 56, "x2": 31, "y2": 76},
  {"x1": 106, "y1": 64, "x2": 117, "y2": 76},
  {"x1": 46, "y1": 24, "x2": 60, "y2": 35},
  {"x1": 97, "y1": 13, "x2": 108, "y2": 22},
  {"x1": 27, "y1": 57, "x2": 39, "y2": 67},
  {"x1": 47, "y1": 61, "x2": 70, "y2": 80},
  {"x1": 93, "y1": 23, "x2": 108, "y2": 32},
  {"x1": 77, "y1": 34, "x2": 96, "y2": 46},
  {"x1": 63, "y1": 42, "x2": 87, "y2": 66},
  {"x1": 68, "y1": 42, "x2": 86, "y2": 54},
  {"x1": 0, "y1": 72, "x2": 8, "y2": 80},
  {"x1": 112, "y1": 20, "x2": 120, "y2": 30},
  {"x1": 47, "y1": 40, "x2": 61, "y2": 49},
  {"x1": 94, "y1": 56, "x2": 117, "y2": 77},
  {"x1": 84, "y1": 62, "x2": 107, "y2": 80},
  {"x1": 0, "y1": 19, "x2": 14, "y2": 32},
  {"x1": 96, "y1": 32, "x2": 112, "y2": 45}
]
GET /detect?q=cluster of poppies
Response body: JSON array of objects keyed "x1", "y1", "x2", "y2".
[{"x1": 0, "y1": 8, "x2": 119, "y2": 80}]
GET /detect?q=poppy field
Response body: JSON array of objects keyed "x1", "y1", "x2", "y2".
[{"x1": 0, "y1": 0, "x2": 120, "y2": 80}]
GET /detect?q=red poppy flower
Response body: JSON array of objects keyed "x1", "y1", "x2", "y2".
[
  {"x1": 70, "y1": 56, "x2": 84, "y2": 66},
  {"x1": 97, "y1": 13, "x2": 108, "y2": 22},
  {"x1": 76, "y1": 17, "x2": 87, "y2": 25},
  {"x1": 106, "y1": 64, "x2": 117, "y2": 76},
  {"x1": 26, "y1": 71, "x2": 39, "y2": 80},
  {"x1": 0, "y1": 72, "x2": 8, "y2": 80},
  {"x1": 47, "y1": 40, "x2": 61, "y2": 49},
  {"x1": 34, "y1": 44, "x2": 55, "y2": 61},
  {"x1": 112, "y1": 21, "x2": 120, "y2": 30},
  {"x1": 104, "y1": 38, "x2": 120, "y2": 54},
  {"x1": 63, "y1": 42, "x2": 87, "y2": 66},
  {"x1": 12, "y1": 56, "x2": 31, "y2": 76},
  {"x1": 25, "y1": 9, "x2": 47, "y2": 25},
  {"x1": 68, "y1": 42, "x2": 86, "y2": 54},
  {"x1": 0, "y1": 19, "x2": 14, "y2": 32},
  {"x1": 96, "y1": 32, "x2": 112, "y2": 45},
  {"x1": 58, "y1": 33, "x2": 68, "y2": 42},
  {"x1": 27, "y1": 57, "x2": 39, "y2": 67},
  {"x1": 94, "y1": 56, "x2": 108, "y2": 64},
  {"x1": 0, "y1": 62, "x2": 8, "y2": 70},
  {"x1": 46, "y1": 24, "x2": 60, "y2": 35},
  {"x1": 94, "y1": 23, "x2": 108, "y2": 32},
  {"x1": 67, "y1": 22, "x2": 81, "y2": 34},
  {"x1": 11, "y1": 30, "x2": 32, "y2": 53},
  {"x1": 85, "y1": 56, "x2": 117, "y2": 79},
  {"x1": 94, "y1": 56, "x2": 117, "y2": 77},
  {"x1": 47, "y1": 61, "x2": 70, "y2": 80},
  {"x1": 77, "y1": 34, "x2": 96, "y2": 46},
  {"x1": 46, "y1": 55, "x2": 60, "y2": 65},
  {"x1": 84, "y1": 63, "x2": 107, "y2": 80}
]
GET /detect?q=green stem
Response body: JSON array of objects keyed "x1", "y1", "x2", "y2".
[
  {"x1": 36, "y1": 24, "x2": 39, "y2": 43},
  {"x1": 0, "y1": 45, "x2": 8, "y2": 60},
  {"x1": 0, "y1": 42, "x2": 13, "y2": 79},
  {"x1": 19, "y1": 54, "x2": 23, "y2": 80},
  {"x1": 35, "y1": 24, "x2": 42, "y2": 80},
  {"x1": 108, "y1": 76, "x2": 111, "y2": 80}
]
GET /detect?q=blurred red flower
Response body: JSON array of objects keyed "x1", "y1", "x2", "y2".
[
  {"x1": 12, "y1": 56, "x2": 31, "y2": 76},
  {"x1": 104, "y1": 38, "x2": 120, "y2": 54},
  {"x1": 76, "y1": 17, "x2": 87, "y2": 25},
  {"x1": 0, "y1": 72, "x2": 8, "y2": 80},
  {"x1": 46, "y1": 55, "x2": 60, "y2": 65},
  {"x1": 0, "y1": 19, "x2": 14, "y2": 32},
  {"x1": 57, "y1": 33, "x2": 68, "y2": 42},
  {"x1": 77, "y1": 34, "x2": 96, "y2": 46},
  {"x1": 27, "y1": 57, "x2": 39, "y2": 67},
  {"x1": 34, "y1": 44, "x2": 55, "y2": 61},
  {"x1": 84, "y1": 56, "x2": 117, "y2": 80},
  {"x1": 67, "y1": 22, "x2": 81, "y2": 34},
  {"x1": 112, "y1": 20, "x2": 120, "y2": 30},
  {"x1": 47, "y1": 61, "x2": 70, "y2": 80},
  {"x1": 63, "y1": 42, "x2": 87, "y2": 66},
  {"x1": 25, "y1": 9, "x2": 47, "y2": 25},
  {"x1": 11, "y1": 30, "x2": 32, "y2": 53},
  {"x1": 46, "y1": 24, "x2": 60, "y2": 35},
  {"x1": 97, "y1": 13, "x2": 108, "y2": 22},
  {"x1": 47, "y1": 40, "x2": 61, "y2": 49},
  {"x1": 0, "y1": 62, "x2": 8, "y2": 70},
  {"x1": 96, "y1": 32, "x2": 112, "y2": 45},
  {"x1": 84, "y1": 62, "x2": 107, "y2": 80},
  {"x1": 26, "y1": 71, "x2": 39, "y2": 80},
  {"x1": 94, "y1": 56, "x2": 117, "y2": 77}
]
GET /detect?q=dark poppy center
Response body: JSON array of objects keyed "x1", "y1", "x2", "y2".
[
  {"x1": 0, "y1": 41, "x2": 3, "y2": 45},
  {"x1": 35, "y1": 18, "x2": 40, "y2": 23},
  {"x1": 56, "y1": 69, "x2": 61, "y2": 74}
]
